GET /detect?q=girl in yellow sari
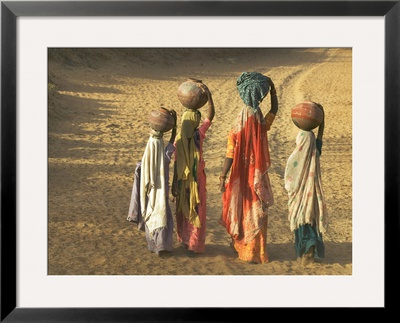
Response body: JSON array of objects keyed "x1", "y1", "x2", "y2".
[{"x1": 173, "y1": 83, "x2": 215, "y2": 257}]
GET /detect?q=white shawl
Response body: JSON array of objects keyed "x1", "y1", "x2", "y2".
[
  {"x1": 284, "y1": 130, "x2": 328, "y2": 233},
  {"x1": 140, "y1": 135, "x2": 167, "y2": 235}
]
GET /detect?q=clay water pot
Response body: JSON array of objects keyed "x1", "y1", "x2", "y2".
[
  {"x1": 177, "y1": 78, "x2": 208, "y2": 110},
  {"x1": 148, "y1": 107, "x2": 175, "y2": 133},
  {"x1": 291, "y1": 101, "x2": 323, "y2": 131}
]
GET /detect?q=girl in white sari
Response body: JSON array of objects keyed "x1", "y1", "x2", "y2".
[
  {"x1": 284, "y1": 104, "x2": 328, "y2": 266},
  {"x1": 128, "y1": 109, "x2": 177, "y2": 258}
]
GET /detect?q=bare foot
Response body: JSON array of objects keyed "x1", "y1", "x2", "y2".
[
  {"x1": 301, "y1": 245, "x2": 315, "y2": 267},
  {"x1": 301, "y1": 255, "x2": 315, "y2": 267}
]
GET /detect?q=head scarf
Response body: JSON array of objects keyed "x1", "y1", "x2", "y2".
[
  {"x1": 175, "y1": 109, "x2": 202, "y2": 228},
  {"x1": 149, "y1": 128, "x2": 164, "y2": 139},
  {"x1": 237, "y1": 72, "x2": 270, "y2": 113},
  {"x1": 284, "y1": 130, "x2": 328, "y2": 233}
]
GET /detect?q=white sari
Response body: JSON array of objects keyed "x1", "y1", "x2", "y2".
[
  {"x1": 284, "y1": 130, "x2": 328, "y2": 234},
  {"x1": 140, "y1": 133, "x2": 168, "y2": 235}
]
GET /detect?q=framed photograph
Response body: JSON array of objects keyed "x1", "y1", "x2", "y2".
[{"x1": 1, "y1": 0, "x2": 398, "y2": 320}]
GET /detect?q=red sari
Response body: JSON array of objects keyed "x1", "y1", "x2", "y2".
[{"x1": 220, "y1": 107, "x2": 275, "y2": 263}]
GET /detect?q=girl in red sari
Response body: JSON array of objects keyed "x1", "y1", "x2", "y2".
[{"x1": 219, "y1": 72, "x2": 278, "y2": 264}]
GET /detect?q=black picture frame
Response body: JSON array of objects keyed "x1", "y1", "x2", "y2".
[{"x1": 1, "y1": 1, "x2": 398, "y2": 321}]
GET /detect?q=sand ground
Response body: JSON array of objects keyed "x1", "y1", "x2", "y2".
[{"x1": 48, "y1": 47, "x2": 352, "y2": 275}]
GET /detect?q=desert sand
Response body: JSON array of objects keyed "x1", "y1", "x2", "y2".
[{"x1": 48, "y1": 47, "x2": 352, "y2": 276}]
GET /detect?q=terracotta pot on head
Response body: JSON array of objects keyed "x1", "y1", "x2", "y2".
[
  {"x1": 291, "y1": 101, "x2": 323, "y2": 131},
  {"x1": 177, "y1": 78, "x2": 208, "y2": 110}
]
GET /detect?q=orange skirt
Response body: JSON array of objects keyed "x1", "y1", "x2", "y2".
[{"x1": 233, "y1": 221, "x2": 268, "y2": 264}]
